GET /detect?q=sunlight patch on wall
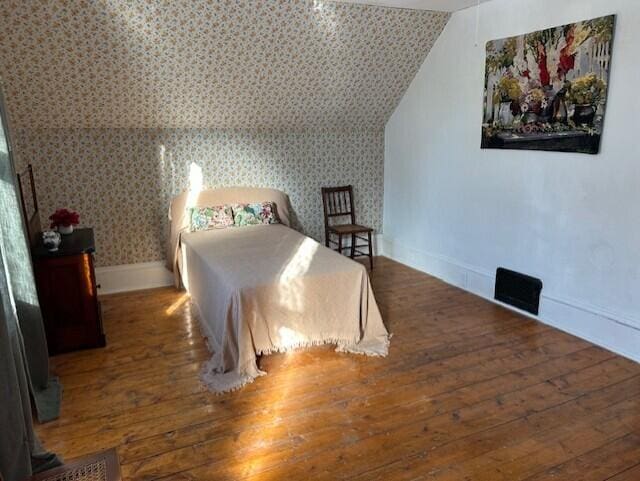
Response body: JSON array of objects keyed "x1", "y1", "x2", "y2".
[{"x1": 186, "y1": 162, "x2": 203, "y2": 208}]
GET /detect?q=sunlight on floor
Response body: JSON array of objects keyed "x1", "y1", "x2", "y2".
[
  {"x1": 230, "y1": 241, "x2": 324, "y2": 475},
  {"x1": 165, "y1": 292, "x2": 197, "y2": 340},
  {"x1": 234, "y1": 353, "x2": 295, "y2": 478},
  {"x1": 165, "y1": 292, "x2": 189, "y2": 316}
]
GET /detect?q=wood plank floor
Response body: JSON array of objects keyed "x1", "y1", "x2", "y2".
[{"x1": 37, "y1": 256, "x2": 640, "y2": 481}]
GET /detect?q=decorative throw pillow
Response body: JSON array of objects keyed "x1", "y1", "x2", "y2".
[
  {"x1": 189, "y1": 205, "x2": 234, "y2": 232},
  {"x1": 232, "y1": 202, "x2": 279, "y2": 226}
]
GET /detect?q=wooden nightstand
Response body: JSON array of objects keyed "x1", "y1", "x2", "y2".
[{"x1": 32, "y1": 227, "x2": 106, "y2": 355}]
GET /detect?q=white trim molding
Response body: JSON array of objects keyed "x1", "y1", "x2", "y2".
[
  {"x1": 96, "y1": 261, "x2": 174, "y2": 295},
  {"x1": 334, "y1": 0, "x2": 493, "y2": 12},
  {"x1": 374, "y1": 233, "x2": 384, "y2": 257},
  {"x1": 380, "y1": 236, "x2": 640, "y2": 364}
]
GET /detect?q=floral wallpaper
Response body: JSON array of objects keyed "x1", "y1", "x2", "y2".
[
  {"x1": 12, "y1": 128, "x2": 384, "y2": 267},
  {"x1": 0, "y1": 1, "x2": 450, "y2": 130},
  {"x1": 1, "y1": 0, "x2": 450, "y2": 267}
]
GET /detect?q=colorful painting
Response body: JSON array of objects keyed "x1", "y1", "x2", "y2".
[{"x1": 481, "y1": 16, "x2": 615, "y2": 155}]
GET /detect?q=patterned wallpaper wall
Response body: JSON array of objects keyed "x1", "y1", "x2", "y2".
[
  {"x1": 12, "y1": 128, "x2": 384, "y2": 267},
  {"x1": 0, "y1": 1, "x2": 450, "y2": 130},
  {"x1": 1, "y1": 0, "x2": 450, "y2": 267}
]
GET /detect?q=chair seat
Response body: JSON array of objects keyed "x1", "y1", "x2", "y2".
[{"x1": 329, "y1": 223, "x2": 373, "y2": 234}]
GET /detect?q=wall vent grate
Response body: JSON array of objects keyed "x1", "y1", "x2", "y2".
[{"x1": 495, "y1": 268, "x2": 543, "y2": 315}]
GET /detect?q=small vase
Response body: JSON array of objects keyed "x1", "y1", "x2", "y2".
[
  {"x1": 552, "y1": 96, "x2": 568, "y2": 124},
  {"x1": 498, "y1": 101, "x2": 514, "y2": 126},
  {"x1": 573, "y1": 104, "x2": 596, "y2": 126},
  {"x1": 58, "y1": 224, "x2": 74, "y2": 235},
  {"x1": 522, "y1": 111, "x2": 539, "y2": 124}
]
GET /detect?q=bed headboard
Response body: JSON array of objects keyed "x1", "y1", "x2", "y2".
[{"x1": 167, "y1": 186, "x2": 292, "y2": 273}]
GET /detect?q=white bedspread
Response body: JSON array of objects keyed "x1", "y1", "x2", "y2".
[{"x1": 180, "y1": 224, "x2": 389, "y2": 393}]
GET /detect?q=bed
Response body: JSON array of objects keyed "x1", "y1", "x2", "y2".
[{"x1": 168, "y1": 187, "x2": 389, "y2": 393}]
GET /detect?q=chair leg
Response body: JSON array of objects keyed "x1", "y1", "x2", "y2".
[
  {"x1": 337, "y1": 233, "x2": 343, "y2": 256},
  {"x1": 325, "y1": 230, "x2": 329, "y2": 248},
  {"x1": 367, "y1": 231, "x2": 373, "y2": 270},
  {"x1": 350, "y1": 233, "x2": 356, "y2": 258}
]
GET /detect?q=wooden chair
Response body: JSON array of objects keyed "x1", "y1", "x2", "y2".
[{"x1": 321, "y1": 185, "x2": 374, "y2": 270}]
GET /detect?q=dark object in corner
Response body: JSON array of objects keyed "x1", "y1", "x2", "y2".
[{"x1": 495, "y1": 268, "x2": 543, "y2": 315}]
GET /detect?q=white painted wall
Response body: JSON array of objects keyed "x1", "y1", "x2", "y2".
[{"x1": 384, "y1": 0, "x2": 640, "y2": 361}]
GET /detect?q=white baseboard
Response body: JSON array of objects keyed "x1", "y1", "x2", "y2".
[
  {"x1": 374, "y1": 233, "x2": 384, "y2": 257},
  {"x1": 96, "y1": 261, "x2": 174, "y2": 295},
  {"x1": 380, "y1": 236, "x2": 640, "y2": 364}
]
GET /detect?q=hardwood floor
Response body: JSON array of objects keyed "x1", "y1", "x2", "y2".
[{"x1": 37, "y1": 257, "x2": 640, "y2": 481}]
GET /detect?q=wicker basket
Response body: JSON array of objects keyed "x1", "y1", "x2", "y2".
[{"x1": 27, "y1": 449, "x2": 120, "y2": 481}]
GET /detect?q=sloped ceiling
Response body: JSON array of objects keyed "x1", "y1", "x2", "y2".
[{"x1": 0, "y1": 0, "x2": 449, "y2": 130}]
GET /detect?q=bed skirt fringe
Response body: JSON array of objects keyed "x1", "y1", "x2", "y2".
[{"x1": 199, "y1": 334, "x2": 390, "y2": 394}]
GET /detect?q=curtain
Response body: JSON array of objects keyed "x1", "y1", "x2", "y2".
[
  {"x1": 0, "y1": 241, "x2": 61, "y2": 480},
  {"x1": 0, "y1": 90, "x2": 61, "y2": 479},
  {"x1": 0, "y1": 96, "x2": 62, "y2": 423}
]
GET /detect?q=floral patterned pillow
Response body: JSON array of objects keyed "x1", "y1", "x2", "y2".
[
  {"x1": 189, "y1": 205, "x2": 234, "y2": 232},
  {"x1": 232, "y1": 202, "x2": 279, "y2": 226}
]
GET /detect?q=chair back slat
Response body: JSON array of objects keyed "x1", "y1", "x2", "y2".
[{"x1": 322, "y1": 185, "x2": 355, "y2": 225}]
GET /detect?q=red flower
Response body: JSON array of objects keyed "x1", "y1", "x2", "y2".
[
  {"x1": 536, "y1": 41, "x2": 551, "y2": 87},
  {"x1": 558, "y1": 25, "x2": 577, "y2": 79},
  {"x1": 49, "y1": 209, "x2": 80, "y2": 228}
]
